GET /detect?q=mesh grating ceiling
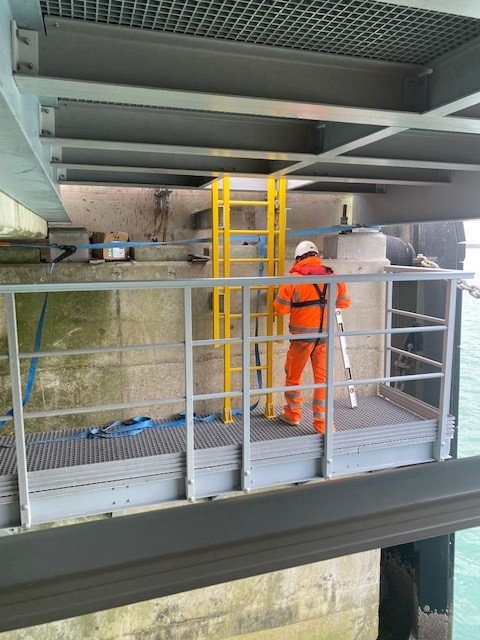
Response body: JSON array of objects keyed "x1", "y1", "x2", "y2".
[{"x1": 39, "y1": 0, "x2": 480, "y2": 65}]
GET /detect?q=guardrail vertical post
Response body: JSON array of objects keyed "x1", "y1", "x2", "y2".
[
  {"x1": 241, "y1": 285, "x2": 252, "y2": 492},
  {"x1": 322, "y1": 282, "x2": 336, "y2": 480},
  {"x1": 434, "y1": 278, "x2": 457, "y2": 461},
  {"x1": 384, "y1": 278, "x2": 393, "y2": 383},
  {"x1": 184, "y1": 287, "x2": 195, "y2": 501},
  {"x1": 5, "y1": 293, "x2": 31, "y2": 529}
]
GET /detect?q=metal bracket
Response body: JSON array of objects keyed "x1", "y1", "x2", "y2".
[
  {"x1": 11, "y1": 22, "x2": 39, "y2": 75},
  {"x1": 40, "y1": 105, "x2": 56, "y2": 138}
]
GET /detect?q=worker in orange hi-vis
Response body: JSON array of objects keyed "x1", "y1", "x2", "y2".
[{"x1": 273, "y1": 240, "x2": 351, "y2": 434}]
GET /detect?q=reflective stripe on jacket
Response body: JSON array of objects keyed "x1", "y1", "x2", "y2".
[{"x1": 273, "y1": 256, "x2": 351, "y2": 334}]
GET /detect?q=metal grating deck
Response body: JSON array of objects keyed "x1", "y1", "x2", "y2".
[
  {"x1": 39, "y1": 0, "x2": 480, "y2": 65},
  {"x1": 0, "y1": 396, "x2": 437, "y2": 475}
]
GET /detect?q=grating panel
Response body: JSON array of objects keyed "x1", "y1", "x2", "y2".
[
  {"x1": 39, "y1": 0, "x2": 480, "y2": 65},
  {"x1": 0, "y1": 395, "x2": 444, "y2": 476}
]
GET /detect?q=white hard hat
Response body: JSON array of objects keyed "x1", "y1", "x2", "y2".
[{"x1": 294, "y1": 240, "x2": 319, "y2": 259}]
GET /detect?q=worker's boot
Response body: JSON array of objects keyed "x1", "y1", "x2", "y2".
[
  {"x1": 313, "y1": 420, "x2": 335, "y2": 434},
  {"x1": 277, "y1": 411, "x2": 300, "y2": 427}
]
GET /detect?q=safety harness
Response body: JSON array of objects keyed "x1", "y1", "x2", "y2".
[{"x1": 290, "y1": 266, "x2": 333, "y2": 349}]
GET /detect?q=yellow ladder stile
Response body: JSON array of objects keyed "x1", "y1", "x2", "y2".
[
  {"x1": 276, "y1": 178, "x2": 287, "y2": 340},
  {"x1": 212, "y1": 180, "x2": 220, "y2": 345},
  {"x1": 211, "y1": 176, "x2": 287, "y2": 423},
  {"x1": 264, "y1": 177, "x2": 276, "y2": 418},
  {"x1": 222, "y1": 176, "x2": 233, "y2": 423}
]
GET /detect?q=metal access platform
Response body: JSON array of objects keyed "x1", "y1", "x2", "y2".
[
  {"x1": 0, "y1": 267, "x2": 469, "y2": 530},
  {"x1": 0, "y1": 387, "x2": 454, "y2": 527}
]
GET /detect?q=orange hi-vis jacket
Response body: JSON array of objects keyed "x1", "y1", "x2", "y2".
[{"x1": 273, "y1": 256, "x2": 351, "y2": 340}]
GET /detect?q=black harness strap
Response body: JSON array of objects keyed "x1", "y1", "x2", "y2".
[
  {"x1": 291, "y1": 283, "x2": 328, "y2": 349},
  {"x1": 313, "y1": 283, "x2": 328, "y2": 349}
]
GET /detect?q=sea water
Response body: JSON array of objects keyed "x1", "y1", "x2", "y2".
[{"x1": 453, "y1": 245, "x2": 480, "y2": 640}]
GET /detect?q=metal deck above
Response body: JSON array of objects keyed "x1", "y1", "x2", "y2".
[{"x1": 0, "y1": 388, "x2": 455, "y2": 528}]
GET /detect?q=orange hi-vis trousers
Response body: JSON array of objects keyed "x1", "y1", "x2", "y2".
[{"x1": 283, "y1": 340, "x2": 328, "y2": 434}]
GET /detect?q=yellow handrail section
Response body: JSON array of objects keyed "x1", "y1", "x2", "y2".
[{"x1": 212, "y1": 176, "x2": 287, "y2": 422}]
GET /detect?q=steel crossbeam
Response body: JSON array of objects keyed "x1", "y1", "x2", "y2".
[{"x1": 1, "y1": 455, "x2": 480, "y2": 632}]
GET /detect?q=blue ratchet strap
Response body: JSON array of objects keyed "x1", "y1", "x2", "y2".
[
  {"x1": 288, "y1": 224, "x2": 381, "y2": 237},
  {"x1": 249, "y1": 236, "x2": 265, "y2": 411},
  {"x1": 33, "y1": 416, "x2": 171, "y2": 445},
  {"x1": 0, "y1": 293, "x2": 49, "y2": 430}
]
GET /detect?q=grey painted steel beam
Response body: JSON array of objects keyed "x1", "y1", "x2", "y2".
[
  {"x1": 376, "y1": 0, "x2": 480, "y2": 19},
  {"x1": 1, "y1": 456, "x2": 480, "y2": 632},
  {"x1": 0, "y1": 8, "x2": 67, "y2": 222},
  {"x1": 50, "y1": 101, "x2": 315, "y2": 154},
  {"x1": 16, "y1": 74, "x2": 480, "y2": 136},
  {"x1": 344, "y1": 130, "x2": 480, "y2": 164},
  {"x1": 44, "y1": 137, "x2": 480, "y2": 174},
  {"x1": 54, "y1": 164, "x2": 447, "y2": 187},
  {"x1": 352, "y1": 170, "x2": 480, "y2": 225},
  {"x1": 287, "y1": 162, "x2": 450, "y2": 184},
  {"x1": 41, "y1": 137, "x2": 312, "y2": 162},
  {"x1": 12, "y1": 18, "x2": 480, "y2": 133},
  {"x1": 429, "y1": 37, "x2": 480, "y2": 113},
  {"x1": 36, "y1": 17, "x2": 419, "y2": 112}
]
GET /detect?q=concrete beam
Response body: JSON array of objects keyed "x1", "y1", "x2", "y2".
[
  {"x1": 1, "y1": 456, "x2": 480, "y2": 632},
  {"x1": 0, "y1": 6, "x2": 68, "y2": 222}
]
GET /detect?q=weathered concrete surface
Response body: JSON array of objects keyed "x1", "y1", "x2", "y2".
[
  {"x1": 59, "y1": 186, "x2": 351, "y2": 246},
  {"x1": 0, "y1": 550, "x2": 380, "y2": 640},
  {"x1": 0, "y1": 240, "x2": 385, "y2": 432},
  {"x1": 0, "y1": 192, "x2": 48, "y2": 239}
]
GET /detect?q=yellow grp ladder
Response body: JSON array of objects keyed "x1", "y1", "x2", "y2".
[{"x1": 212, "y1": 176, "x2": 287, "y2": 423}]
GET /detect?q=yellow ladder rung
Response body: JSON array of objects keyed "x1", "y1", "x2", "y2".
[
  {"x1": 229, "y1": 312, "x2": 270, "y2": 319},
  {"x1": 230, "y1": 365, "x2": 268, "y2": 373},
  {"x1": 219, "y1": 200, "x2": 269, "y2": 207},
  {"x1": 230, "y1": 229, "x2": 270, "y2": 235},
  {"x1": 219, "y1": 258, "x2": 270, "y2": 264},
  {"x1": 225, "y1": 285, "x2": 272, "y2": 291}
]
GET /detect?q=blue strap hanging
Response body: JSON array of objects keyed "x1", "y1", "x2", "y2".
[{"x1": 0, "y1": 293, "x2": 49, "y2": 430}]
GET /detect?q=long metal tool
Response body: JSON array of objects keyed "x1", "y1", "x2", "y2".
[{"x1": 335, "y1": 308, "x2": 358, "y2": 408}]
